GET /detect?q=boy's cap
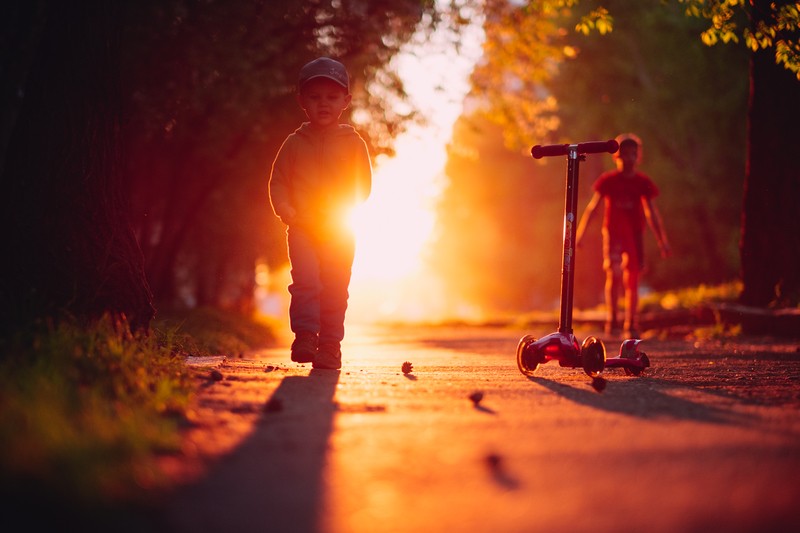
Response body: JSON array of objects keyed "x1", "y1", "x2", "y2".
[
  {"x1": 615, "y1": 132, "x2": 642, "y2": 149},
  {"x1": 298, "y1": 57, "x2": 349, "y2": 91},
  {"x1": 614, "y1": 132, "x2": 643, "y2": 162}
]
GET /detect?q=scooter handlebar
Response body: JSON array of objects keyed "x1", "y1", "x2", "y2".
[{"x1": 531, "y1": 139, "x2": 619, "y2": 159}]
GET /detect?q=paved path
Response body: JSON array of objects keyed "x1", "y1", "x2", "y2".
[{"x1": 161, "y1": 324, "x2": 800, "y2": 533}]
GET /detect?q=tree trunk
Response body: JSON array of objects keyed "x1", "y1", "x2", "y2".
[
  {"x1": 0, "y1": 1, "x2": 154, "y2": 334},
  {"x1": 739, "y1": 0, "x2": 800, "y2": 307}
]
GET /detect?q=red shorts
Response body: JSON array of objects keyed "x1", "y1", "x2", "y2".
[{"x1": 602, "y1": 227, "x2": 643, "y2": 272}]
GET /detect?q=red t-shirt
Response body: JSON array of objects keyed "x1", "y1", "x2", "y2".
[{"x1": 593, "y1": 170, "x2": 659, "y2": 237}]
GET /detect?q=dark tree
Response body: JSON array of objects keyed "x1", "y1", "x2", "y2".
[
  {"x1": 0, "y1": 1, "x2": 154, "y2": 334},
  {"x1": 739, "y1": 0, "x2": 800, "y2": 306}
]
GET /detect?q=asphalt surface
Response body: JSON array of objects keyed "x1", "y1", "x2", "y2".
[{"x1": 160, "y1": 323, "x2": 800, "y2": 533}]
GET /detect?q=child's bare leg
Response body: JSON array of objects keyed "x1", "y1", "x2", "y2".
[
  {"x1": 604, "y1": 264, "x2": 622, "y2": 333},
  {"x1": 623, "y1": 265, "x2": 640, "y2": 336}
]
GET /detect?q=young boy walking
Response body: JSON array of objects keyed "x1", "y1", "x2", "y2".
[
  {"x1": 269, "y1": 57, "x2": 372, "y2": 369},
  {"x1": 575, "y1": 133, "x2": 670, "y2": 338}
]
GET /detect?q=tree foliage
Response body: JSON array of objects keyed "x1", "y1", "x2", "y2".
[
  {"x1": 432, "y1": 0, "x2": 751, "y2": 313},
  {"x1": 437, "y1": 0, "x2": 798, "y2": 311},
  {"x1": 678, "y1": 0, "x2": 800, "y2": 77},
  {"x1": 0, "y1": 0, "x2": 451, "y2": 334},
  {"x1": 120, "y1": 0, "x2": 454, "y2": 312},
  {"x1": 433, "y1": 114, "x2": 569, "y2": 313}
]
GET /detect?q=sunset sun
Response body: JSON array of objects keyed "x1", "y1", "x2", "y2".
[
  {"x1": 345, "y1": 19, "x2": 484, "y2": 323},
  {"x1": 349, "y1": 136, "x2": 441, "y2": 282}
]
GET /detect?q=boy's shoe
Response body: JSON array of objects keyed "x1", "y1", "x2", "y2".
[
  {"x1": 291, "y1": 331, "x2": 318, "y2": 363},
  {"x1": 313, "y1": 342, "x2": 342, "y2": 370}
]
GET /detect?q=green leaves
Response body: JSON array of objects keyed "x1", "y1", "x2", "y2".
[
  {"x1": 450, "y1": 0, "x2": 750, "y2": 303},
  {"x1": 575, "y1": 7, "x2": 613, "y2": 35},
  {"x1": 679, "y1": 0, "x2": 800, "y2": 78}
]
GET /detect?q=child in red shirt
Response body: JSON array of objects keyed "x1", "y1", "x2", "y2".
[{"x1": 576, "y1": 134, "x2": 670, "y2": 338}]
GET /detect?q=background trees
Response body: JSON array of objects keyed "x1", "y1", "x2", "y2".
[
  {"x1": 0, "y1": 0, "x2": 443, "y2": 334},
  {"x1": 2, "y1": 0, "x2": 796, "y2": 335},
  {"x1": 122, "y1": 0, "x2": 442, "y2": 313},
  {"x1": 431, "y1": 0, "x2": 798, "y2": 315}
]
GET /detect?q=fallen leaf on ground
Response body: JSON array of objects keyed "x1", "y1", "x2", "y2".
[{"x1": 469, "y1": 391, "x2": 484, "y2": 405}]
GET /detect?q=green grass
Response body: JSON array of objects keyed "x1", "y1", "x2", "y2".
[
  {"x1": 153, "y1": 306, "x2": 278, "y2": 357},
  {"x1": 0, "y1": 308, "x2": 277, "y2": 515},
  {"x1": 639, "y1": 280, "x2": 742, "y2": 312},
  {"x1": 509, "y1": 281, "x2": 743, "y2": 333}
]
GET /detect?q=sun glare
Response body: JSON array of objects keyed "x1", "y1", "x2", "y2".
[
  {"x1": 350, "y1": 136, "x2": 442, "y2": 282},
  {"x1": 346, "y1": 11, "x2": 485, "y2": 323}
]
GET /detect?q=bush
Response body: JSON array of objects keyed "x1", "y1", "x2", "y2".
[
  {"x1": 0, "y1": 315, "x2": 191, "y2": 506},
  {"x1": 0, "y1": 308, "x2": 276, "y2": 517}
]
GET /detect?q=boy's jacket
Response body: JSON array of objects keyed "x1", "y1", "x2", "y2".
[{"x1": 270, "y1": 122, "x2": 372, "y2": 229}]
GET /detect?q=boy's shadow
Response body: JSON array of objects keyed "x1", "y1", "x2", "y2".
[{"x1": 165, "y1": 369, "x2": 340, "y2": 532}]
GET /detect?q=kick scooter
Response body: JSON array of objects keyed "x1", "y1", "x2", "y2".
[{"x1": 516, "y1": 140, "x2": 650, "y2": 380}]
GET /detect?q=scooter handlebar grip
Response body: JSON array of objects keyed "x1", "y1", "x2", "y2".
[
  {"x1": 531, "y1": 144, "x2": 569, "y2": 159},
  {"x1": 531, "y1": 140, "x2": 618, "y2": 159},
  {"x1": 577, "y1": 139, "x2": 619, "y2": 155}
]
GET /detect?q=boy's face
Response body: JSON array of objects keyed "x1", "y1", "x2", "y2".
[
  {"x1": 616, "y1": 144, "x2": 638, "y2": 173},
  {"x1": 297, "y1": 78, "x2": 351, "y2": 128}
]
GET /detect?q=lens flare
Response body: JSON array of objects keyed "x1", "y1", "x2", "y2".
[{"x1": 346, "y1": 11, "x2": 485, "y2": 324}]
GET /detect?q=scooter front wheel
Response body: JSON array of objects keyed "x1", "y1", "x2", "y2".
[
  {"x1": 580, "y1": 336, "x2": 606, "y2": 377},
  {"x1": 516, "y1": 334, "x2": 539, "y2": 376}
]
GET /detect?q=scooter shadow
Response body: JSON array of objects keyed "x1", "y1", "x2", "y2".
[{"x1": 528, "y1": 375, "x2": 741, "y2": 424}]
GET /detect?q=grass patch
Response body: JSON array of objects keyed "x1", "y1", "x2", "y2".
[
  {"x1": 0, "y1": 315, "x2": 190, "y2": 506},
  {"x1": 692, "y1": 320, "x2": 743, "y2": 341},
  {"x1": 508, "y1": 281, "x2": 744, "y2": 333},
  {"x1": 0, "y1": 308, "x2": 277, "y2": 522},
  {"x1": 153, "y1": 306, "x2": 278, "y2": 356},
  {"x1": 640, "y1": 280, "x2": 742, "y2": 312}
]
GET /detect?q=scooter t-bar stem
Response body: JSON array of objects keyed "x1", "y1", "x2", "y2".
[
  {"x1": 531, "y1": 139, "x2": 619, "y2": 159},
  {"x1": 558, "y1": 148, "x2": 581, "y2": 334}
]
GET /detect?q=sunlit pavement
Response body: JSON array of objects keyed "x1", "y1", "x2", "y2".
[{"x1": 165, "y1": 324, "x2": 800, "y2": 533}]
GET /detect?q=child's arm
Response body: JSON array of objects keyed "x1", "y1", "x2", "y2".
[
  {"x1": 354, "y1": 137, "x2": 372, "y2": 203},
  {"x1": 642, "y1": 197, "x2": 671, "y2": 257},
  {"x1": 269, "y1": 140, "x2": 296, "y2": 225},
  {"x1": 575, "y1": 192, "x2": 601, "y2": 247}
]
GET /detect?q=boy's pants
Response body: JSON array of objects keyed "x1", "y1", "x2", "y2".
[{"x1": 286, "y1": 225, "x2": 355, "y2": 345}]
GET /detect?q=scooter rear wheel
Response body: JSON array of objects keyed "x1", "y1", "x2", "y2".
[
  {"x1": 580, "y1": 336, "x2": 606, "y2": 377},
  {"x1": 516, "y1": 335, "x2": 539, "y2": 376},
  {"x1": 624, "y1": 353, "x2": 650, "y2": 376},
  {"x1": 623, "y1": 366, "x2": 640, "y2": 376}
]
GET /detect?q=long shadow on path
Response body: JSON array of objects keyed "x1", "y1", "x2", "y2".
[
  {"x1": 164, "y1": 369, "x2": 339, "y2": 533},
  {"x1": 530, "y1": 376, "x2": 743, "y2": 424}
]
